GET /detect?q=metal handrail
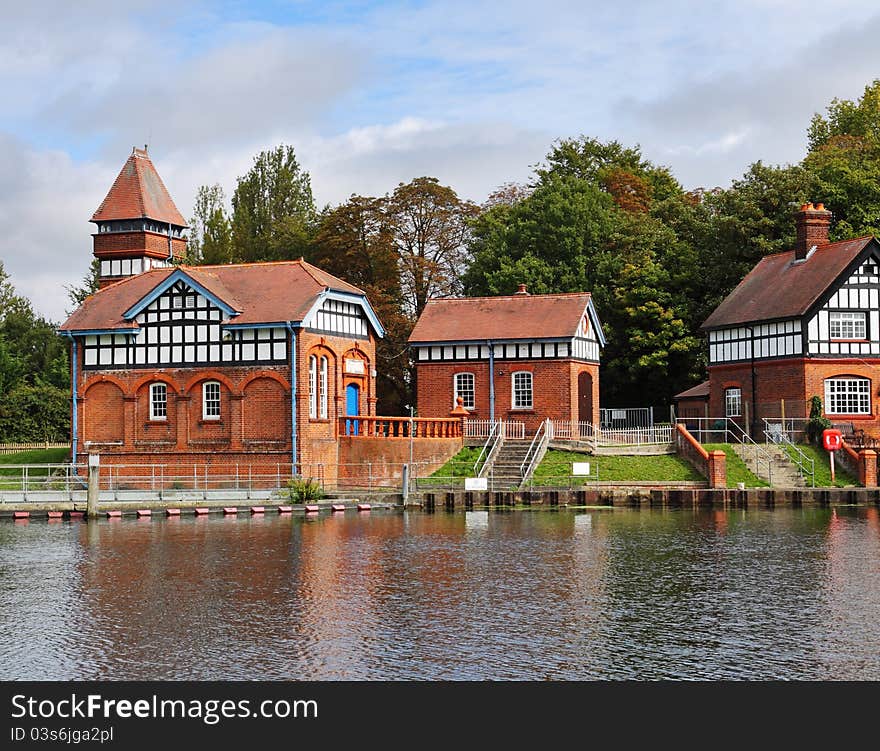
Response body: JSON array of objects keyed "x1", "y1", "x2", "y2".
[
  {"x1": 473, "y1": 420, "x2": 502, "y2": 477},
  {"x1": 676, "y1": 417, "x2": 775, "y2": 485},
  {"x1": 764, "y1": 429, "x2": 815, "y2": 487},
  {"x1": 519, "y1": 420, "x2": 550, "y2": 486}
]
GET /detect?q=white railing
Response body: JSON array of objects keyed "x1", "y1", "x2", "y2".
[
  {"x1": 473, "y1": 421, "x2": 503, "y2": 478},
  {"x1": 550, "y1": 421, "x2": 673, "y2": 445},
  {"x1": 464, "y1": 419, "x2": 525, "y2": 440},
  {"x1": 0, "y1": 442, "x2": 70, "y2": 455},
  {"x1": 519, "y1": 419, "x2": 551, "y2": 488}
]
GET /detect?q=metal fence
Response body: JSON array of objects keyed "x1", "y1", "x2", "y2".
[
  {"x1": 0, "y1": 460, "x2": 444, "y2": 500},
  {"x1": 550, "y1": 420, "x2": 673, "y2": 445},
  {"x1": 600, "y1": 407, "x2": 654, "y2": 430}
]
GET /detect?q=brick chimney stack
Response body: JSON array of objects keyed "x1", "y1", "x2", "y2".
[{"x1": 794, "y1": 202, "x2": 832, "y2": 260}]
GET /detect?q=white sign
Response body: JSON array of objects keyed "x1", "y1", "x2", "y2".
[
  {"x1": 345, "y1": 358, "x2": 365, "y2": 375},
  {"x1": 88, "y1": 454, "x2": 100, "y2": 468},
  {"x1": 572, "y1": 462, "x2": 591, "y2": 476},
  {"x1": 464, "y1": 477, "x2": 488, "y2": 491}
]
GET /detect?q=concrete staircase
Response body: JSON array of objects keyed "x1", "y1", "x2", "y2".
[
  {"x1": 732, "y1": 442, "x2": 806, "y2": 487},
  {"x1": 486, "y1": 440, "x2": 533, "y2": 490}
]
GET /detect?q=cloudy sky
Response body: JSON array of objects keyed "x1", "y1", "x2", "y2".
[{"x1": 2, "y1": 0, "x2": 880, "y2": 322}]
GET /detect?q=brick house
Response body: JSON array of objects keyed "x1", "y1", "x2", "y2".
[
  {"x1": 408, "y1": 286, "x2": 604, "y2": 433},
  {"x1": 59, "y1": 147, "x2": 439, "y2": 485},
  {"x1": 700, "y1": 202, "x2": 880, "y2": 436}
]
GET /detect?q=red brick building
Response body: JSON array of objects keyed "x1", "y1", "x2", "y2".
[
  {"x1": 59, "y1": 147, "x2": 396, "y2": 483},
  {"x1": 408, "y1": 286, "x2": 604, "y2": 433},
  {"x1": 700, "y1": 202, "x2": 880, "y2": 436}
]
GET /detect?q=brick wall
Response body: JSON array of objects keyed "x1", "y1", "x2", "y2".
[
  {"x1": 338, "y1": 435, "x2": 462, "y2": 484},
  {"x1": 415, "y1": 359, "x2": 600, "y2": 432},
  {"x1": 71, "y1": 327, "x2": 380, "y2": 488},
  {"x1": 709, "y1": 357, "x2": 880, "y2": 435},
  {"x1": 93, "y1": 232, "x2": 187, "y2": 260}
]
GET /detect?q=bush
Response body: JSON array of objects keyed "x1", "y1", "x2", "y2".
[
  {"x1": 806, "y1": 395, "x2": 832, "y2": 445},
  {"x1": 286, "y1": 477, "x2": 324, "y2": 503}
]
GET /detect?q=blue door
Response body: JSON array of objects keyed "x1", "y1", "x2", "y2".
[{"x1": 346, "y1": 383, "x2": 360, "y2": 436}]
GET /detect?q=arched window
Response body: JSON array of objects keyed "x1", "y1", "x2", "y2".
[
  {"x1": 512, "y1": 371, "x2": 533, "y2": 409},
  {"x1": 825, "y1": 377, "x2": 870, "y2": 414},
  {"x1": 150, "y1": 383, "x2": 167, "y2": 420},
  {"x1": 319, "y1": 356, "x2": 329, "y2": 419},
  {"x1": 724, "y1": 387, "x2": 741, "y2": 417},
  {"x1": 454, "y1": 372, "x2": 475, "y2": 409},
  {"x1": 202, "y1": 381, "x2": 221, "y2": 420},
  {"x1": 308, "y1": 355, "x2": 317, "y2": 419}
]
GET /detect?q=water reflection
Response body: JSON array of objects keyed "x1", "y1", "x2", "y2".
[{"x1": 0, "y1": 507, "x2": 878, "y2": 680}]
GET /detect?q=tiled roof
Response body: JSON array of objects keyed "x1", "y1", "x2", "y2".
[
  {"x1": 409, "y1": 292, "x2": 595, "y2": 342},
  {"x1": 701, "y1": 237, "x2": 876, "y2": 329},
  {"x1": 91, "y1": 148, "x2": 187, "y2": 226},
  {"x1": 674, "y1": 380, "x2": 710, "y2": 400},
  {"x1": 60, "y1": 259, "x2": 366, "y2": 332}
]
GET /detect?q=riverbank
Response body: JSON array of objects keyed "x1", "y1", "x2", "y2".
[{"x1": 3, "y1": 484, "x2": 880, "y2": 518}]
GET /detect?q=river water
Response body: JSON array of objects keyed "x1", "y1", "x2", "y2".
[{"x1": 1, "y1": 507, "x2": 878, "y2": 680}]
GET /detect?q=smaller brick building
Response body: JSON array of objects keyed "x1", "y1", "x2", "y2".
[{"x1": 409, "y1": 286, "x2": 604, "y2": 433}]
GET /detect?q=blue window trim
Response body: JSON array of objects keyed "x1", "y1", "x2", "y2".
[{"x1": 122, "y1": 269, "x2": 239, "y2": 320}]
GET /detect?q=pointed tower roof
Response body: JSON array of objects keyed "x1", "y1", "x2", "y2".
[{"x1": 91, "y1": 147, "x2": 187, "y2": 226}]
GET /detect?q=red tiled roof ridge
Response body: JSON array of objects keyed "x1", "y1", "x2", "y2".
[
  {"x1": 425, "y1": 291, "x2": 592, "y2": 303},
  {"x1": 759, "y1": 234, "x2": 875, "y2": 259},
  {"x1": 187, "y1": 258, "x2": 364, "y2": 295}
]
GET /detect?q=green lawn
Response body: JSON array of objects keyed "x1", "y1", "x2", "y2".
[
  {"x1": 782, "y1": 442, "x2": 859, "y2": 487},
  {"x1": 0, "y1": 448, "x2": 71, "y2": 489},
  {"x1": 534, "y1": 449, "x2": 703, "y2": 485},
  {"x1": 702, "y1": 444, "x2": 769, "y2": 488}
]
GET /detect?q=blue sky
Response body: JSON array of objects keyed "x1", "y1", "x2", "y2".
[{"x1": 2, "y1": 0, "x2": 880, "y2": 321}]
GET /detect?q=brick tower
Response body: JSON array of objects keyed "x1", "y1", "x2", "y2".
[{"x1": 91, "y1": 147, "x2": 188, "y2": 288}]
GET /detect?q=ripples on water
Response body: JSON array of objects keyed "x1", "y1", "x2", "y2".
[{"x1": 0, "y1": 507, "x2": 878, "y2": 680}]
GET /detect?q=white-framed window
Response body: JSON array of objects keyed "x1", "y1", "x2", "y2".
[
  {"x1": 308, "y1": 355, "x2": 317, "y2": 419},
  {"x1": 825, "y1": 377, "x2": 871, "y2": 414},
  {"x1": 319, "y1": 356, "x2": 328, "y2": 419},
  {"x1": 202, "y1": 381, "x2": 221, "y2": 420},
  {"x1": 830, "y1": 311, "x2": 866, "y2": 340},
  {"x1": 512, "y1": 371, "x2": 533, "y2": 409},
  {"x1": 725, "y1": 387, "x2": 742, "y2": 417},
  {"x1": 454, "y1": 372, "x2": 475, "y2": 409},
  {"x1": 150, "y1": 383, "x2": 167, "y2": 420}
]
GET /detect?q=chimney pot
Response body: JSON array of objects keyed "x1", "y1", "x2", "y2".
[{"x1": 515, "y1": 283, "x2": 529, "y2": 295}]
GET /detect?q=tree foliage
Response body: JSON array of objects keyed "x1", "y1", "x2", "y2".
[
  {"x1": 0, "y1": 262, "x2": 70, "y2": 441},
  {"x1": 231, "y1": 144, "x2": 317, "y2": 263},
  {"x1": 189, "y1": 184, "x2": 233, "y2": 264}
]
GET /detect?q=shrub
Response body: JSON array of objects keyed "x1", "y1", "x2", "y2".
[
  {"x1": 286, "y1": 477, "x2": 324, "y2": 503},
  {"x1": 807, "y1": 395, "x2": 832, "y2": 445}
]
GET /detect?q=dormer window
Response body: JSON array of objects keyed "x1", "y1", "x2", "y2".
[{"x1": 829, "y1": 311, "x2": 866, "y2": 340}]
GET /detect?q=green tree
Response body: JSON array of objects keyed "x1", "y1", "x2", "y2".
[
  {"x1": 388, "y1": 177, "x2": 479, "y2": 318},
  {"x1": 189, "y1": 184, "x2": 233, "y2": 265},
  {"x1": 312, "y1": 196, "x2": 412, "y2": 414},
  {"x1": 231, "y1": 144, "x2": 317, "y2": 263},
  {"x1": 65, "y1": 258, "x2": 100, "y2": 312},
  {"x1": 803, "y1": 81, "x2": 880, "y2": 239}
]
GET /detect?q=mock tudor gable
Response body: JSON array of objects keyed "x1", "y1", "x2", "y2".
[{"x1": 409, "y1": 288, "x2": 604, "y2": 432}]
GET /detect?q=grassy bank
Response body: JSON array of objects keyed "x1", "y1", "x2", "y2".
[
  {"x1": 534, "y1": 450, "x2": 703, "y2": 484},
  {"x1": 0, "y1": 448, "x2": 70, "y2": 474},
  {"x1": 783, "y1": 443, "x2": 859, "y2": 487},
  {"x1": 702, "y1": 444, "x2": 768, "y2": 488}
]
